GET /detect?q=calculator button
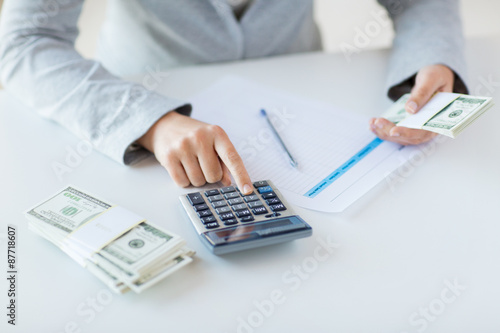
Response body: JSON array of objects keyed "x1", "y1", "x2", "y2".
[
  {"x1": 208, "y1": 195, "x2": 224, "y2": 202},
  {"x1": 270, "y1": 203, "x2": 286, "y2": 211},
  {"x1": 257, "y1": 186, "x2": 273, "y2": 194},
  {"x1": 223, "y1": 219, "x2": 238, "y2": 226},
  {"x1": 231, "y1": 203, "x2": 247, "y2": 211},
  {"x1": 205, "y1": 222, "x2": 219, "y2": 229},
  {"x1": 201, "y1": 216, "x2": 217, "y2": 224},
  {"x1": 265, "y1": 198, "x2": 281, "y2": 205},
  {"x1": 219, "y1": 212, "x2": 236, "y2": 220},
  {"x1": 265, "y1": 213, "x2": 281, "y2": 218},
  {"x1": 215, "y1": 206, "x2": 231, "y2": 214},
  {"x1": 247, "y1": 201, "x2": 263, "y2": 208},
  {"x1": 204, "y1": 189, "x2": 220, "y2": 197},
  {"x1": 228, "y1": 198, "x2": 244, "y2": 205},
  {"x1": 211, "y1": 201, "x2": 227, "y2": 208},
  {"x1": 235, "y1": 209, "x2": 251, "y2": 217},
  {"x1": 240, "y1": 216, "x2": 254, "y2": 223},
  {"x1": 224, "y1": 192, "x2": 240, "y2": 199},
  {"x1": 261, "y1": 192, "x2": 276, "y2": 199},
  {"x1": 194, "y1": 203, "x2": 209, "y2": 212},
  {"x1": 252, "y1": 206, "x2": 268, "y2": 215},
  {"x1": 220, "y1": 186, "x2": 236, "y2": 193},
  {"x1": 187, "y1": 193, "x2": 205, "y2": 205},
  {"x1": 244, "y1": 195, "x2": 259, "y2": 202},
  {"x1": 197, "y1": 210, "x2": 213, "y2": 218},
  {"x1": 253, "y1": 181, "x2": 269, "y2": 188}
]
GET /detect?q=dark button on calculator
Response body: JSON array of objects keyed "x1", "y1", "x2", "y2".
[
  {"x1": 244, "y1": 195, "x2": 259, "y2": 202},
  {"x1": 257, "y1": 186, "x2": 273, "y2": 194},
  {"x1": 223, "y1": 219, "x2": 238, "y2": 226},
  {"x1": 224, "y1": 192, "x2": 240, "y2": 199},
  {"x1": 240, "y1": 216, "x2": 254, "y2": 223},
  {"x1": 235, "y1": 209, "x2": 251, "y2": 217},
  {"x1": 211, "y1": 201, "x2": 227, "y2": 208},
  {"x1": 187, "y1": 193, "x2": 205, "y2": 205},
  {"x1": 220, "y1": 186, "x2": 235, "y2": 193},
  {"x1": 247, "y1": 201, "x2": 263, "y2": 208},
  {"x1": 215, "y1": 206, "x2": 231, "y2": 214},
  {"x1": 194, "y1": 204, "x2": 209, "y2": 212},
  {"x1": 270, "y1": 203, "x2": 286, "y2": 211},
  {"x1": 204, "y1": 189, "x2": 220, "y2": 197},
  {"x1": 266, "y1": 198, "x2": 281, "y2": 205},
  {"x1": 228, "y1": 198, "x2": 243, "y2": 205},
  {"x1": 201, "y1": 216, "x2": 217, "y2": 224},
  {"x1": 197, "y1": 210, "x2": 213, "y2": 218},
  {"x1": 261, "y1": 192, "x2": 276, "y2": 199},
  {"x1": 253, "y1": 181, "x2": 269, "y2": 188},
  {"x1": 208, "y1": 195, "x2": 224, "y2": 202},
  {"x1": 231, "y1": 203, "x2": 247, "y2": 211},
  {"x1": 252, "y1": 206, "x2": 268, "y2": 215},
  {"x1": 219, "y1": 212, "x2": 235, "y2": 220},
  {"x1": 205, "y1": 222, "x2": 219, "y2": 229}
]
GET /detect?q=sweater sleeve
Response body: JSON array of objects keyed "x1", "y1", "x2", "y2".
[
  {"x1": 0, "y1": 0, "x2": 191, "y2": 165},
  {"x1": 378, "y1": 0, "x2": 469, "y2": 100}
]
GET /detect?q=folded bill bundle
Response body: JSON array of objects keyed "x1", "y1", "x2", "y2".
[
  {"x1": 382, "y1": 92, "x2": 494, "y2": 138},
  {"x1": 25, "y1": 186, "x2": 194, "y2": 294}
]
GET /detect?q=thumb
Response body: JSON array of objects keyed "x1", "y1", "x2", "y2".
[{"x1": 406, "y1": 73, "x2": 442, "y2": 115}]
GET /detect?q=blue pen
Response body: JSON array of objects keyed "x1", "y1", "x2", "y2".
[{"x1": 260, "y1": 109, "x2": 298, "y2": 169}]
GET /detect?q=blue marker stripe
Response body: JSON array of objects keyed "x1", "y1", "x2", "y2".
[{"x1": 304, "y1": 138, "x2": 383, "y2": 198}]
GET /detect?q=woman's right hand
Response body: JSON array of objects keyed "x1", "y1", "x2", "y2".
[{"x1": 138, "y1": 111, "x2": 254, "y2": 195}]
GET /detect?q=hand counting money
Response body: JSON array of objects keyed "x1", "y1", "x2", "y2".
[
  {"x1": 382, "y1": 92, "x2": 494, "y2": 138},
  {"x1": 24, "y1": 186, "x2": 195, "y2": 294}
]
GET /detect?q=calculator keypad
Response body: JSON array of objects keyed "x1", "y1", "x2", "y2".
[{"x1": 185, "y1": 180, "x2": 288, "y2": 231}]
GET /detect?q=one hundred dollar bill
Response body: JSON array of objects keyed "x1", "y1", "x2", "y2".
[
  {"x1": 25, "y1": 186, "x2": 195, "y2": 294},
  {"x1": 381, "y1": 93, "x2": 494, "y2": 138}
]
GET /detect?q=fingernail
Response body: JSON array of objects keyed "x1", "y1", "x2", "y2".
[
  {"x1": 407, "y1": 101, "x2": 418, "y2": 114},
  {"x1": 370, "y1": 124, "x2": 376, "y2": 131},
  {"x1": 243, "y1": 184, "x2": 252, "y2": 194},
  {"x1": 375, "y1": 120, "x2": 384, "y2": 129},
  {"x1": 390, "y1": 132, "x2": 400, "y2": 137}
]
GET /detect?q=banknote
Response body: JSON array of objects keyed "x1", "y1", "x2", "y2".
[
  {"x1": 381, "y1": 93, "x2": 493, "y2": 138},
  {"x1": 25, "y1": 186, "x2": 195, "y2": 294}
]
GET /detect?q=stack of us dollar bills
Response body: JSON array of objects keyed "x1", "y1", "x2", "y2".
[
  {"x1": 382, "y1": 93, "x2": 494, "y2": 138},
  {"x1": 24, "y1": 186, "x2": 195, "y2": 294}
]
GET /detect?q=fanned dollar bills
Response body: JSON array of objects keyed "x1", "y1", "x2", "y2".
[
  {"x1": 24, "y1": 186, "x2": 195, "y2": 294},
  {"x1": 382, "y1": 93, "x2": 494, "y2": 138}
]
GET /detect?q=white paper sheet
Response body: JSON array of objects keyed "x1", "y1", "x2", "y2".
[{"x1": 189, "y1": 76, "x2": 421, "y2": 212}]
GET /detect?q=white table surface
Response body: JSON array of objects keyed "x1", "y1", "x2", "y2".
[{"x1": 1, "y1": 35, "x2": 499, "y2": 333}]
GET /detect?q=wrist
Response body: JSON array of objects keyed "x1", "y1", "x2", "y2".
[{"x1": 138, "y1": 111, "x2": 177, "y2": 152}]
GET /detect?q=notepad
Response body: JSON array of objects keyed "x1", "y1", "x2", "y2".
[{"x1": 189, "y1": 76, "x2": 421, "y2": 212}]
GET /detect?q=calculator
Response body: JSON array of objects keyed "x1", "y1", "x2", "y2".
[{"x1": 179, "y1": 180, "x2": 313, "y2": 255}]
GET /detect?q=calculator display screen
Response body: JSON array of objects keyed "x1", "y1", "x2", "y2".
[{"x1": 203, "y1": 217, "x2": 308, "y2": 246}]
